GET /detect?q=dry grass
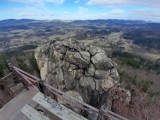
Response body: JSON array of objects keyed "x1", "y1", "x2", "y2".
[{"x1": 112, "y1": 89, "x2": 160, "y2": 120}]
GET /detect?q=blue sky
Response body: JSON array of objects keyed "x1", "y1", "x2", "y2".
[{"x1": 0, "y1": 0, "x2": 160, "y2": 22}]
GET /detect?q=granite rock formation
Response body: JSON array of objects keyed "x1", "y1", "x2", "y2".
[{"x1": 35, "y1": 40, "x2": 130, "y2": 109}]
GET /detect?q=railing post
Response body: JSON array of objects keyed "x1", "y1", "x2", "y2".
[{"x1": 36, "y1": 80, "x2": 45, "y2": 94}]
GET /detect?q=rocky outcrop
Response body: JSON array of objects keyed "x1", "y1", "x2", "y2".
[{"x1": 35, "y1": 39, "x2": 130, "y2": 110}]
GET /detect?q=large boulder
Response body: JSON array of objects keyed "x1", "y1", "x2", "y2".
[
  {"x1": 80, "y1": 77, "x2": 95, "y2": 90},
  {"x1": 86, "y1": 64, "x2": 95, "y2": 77},
  {"x1": 89, "y1": 46, "x2": 104, "y2": 56},
  {"x1": 65, "y1": 51, "x2": 89, "y2": 68},
  {"x1": 91, "y1": 52, "x2": 114, "y2": 70},
  {"x1": 35, "y1": 39, "x2": 130, "y2": 113},
  {"x1": 94, "y1": 70, "x2": 110, "y2": 79}
]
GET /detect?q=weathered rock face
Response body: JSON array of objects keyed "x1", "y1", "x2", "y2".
[{"x1": 35, "y1": 40, "x2": 130, "y2": 108}]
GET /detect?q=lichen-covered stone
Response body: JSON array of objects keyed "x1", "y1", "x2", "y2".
[{"x1": 35, "y1": 39, "x2": 130, "y2": 112}]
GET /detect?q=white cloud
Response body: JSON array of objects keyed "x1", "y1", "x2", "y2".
[
  {"x1": 10, "y1": 0, "x2": 65, "y2": 5},
  {"x1": 12, "y1": 5, "x2": 57, "y2": 19},
  {"x1": 71, "y1": 7, "x2": 160, "y2": 22},
  {"x1": 74, "y1": 8, "x2": 126, "y2": 20},
  {"x1": 74, "y1": 0, "x2": 79, "y2": 4},
  {"x1": 12, "y1": 5, "x2": 72, "y2": 20},
  {"x1": 18, "y1": 12, "x2": 36, "y2": 17},
  {"x1": 78, "y1": 7, "x2": 89, "y2": 15},
  {"x1": 63, "y1": 12, "x2": 69, "y2": 14},
  {"x1": 87, "y1": 0, "x2": 160, "y2": 7},
  {"x1": 129, "y1": 8, "x2": 160, "y2": 22},
  {"x1": 110, "y1": 9, "x2": 124, "y2": 15},
  {"x1": 6, "y1": 1, "x2": 160, "y2": 22}
]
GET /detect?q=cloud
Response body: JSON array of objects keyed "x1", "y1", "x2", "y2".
[
  {"x1": 129, "y1": 8, "x2": 160, "y2": 21},
  {"x1": 5, "y1": 0, "x2": 160, "y2": 22},
  {"x1": 10, "y1": 0, "x2": 65, "y2": 5},
  {"x1": 110, "y1": 9, "x2": 124, "y2": 15},
  {"x1": 78, "y1": 7, "x2": 89, "y2": 15},
  {"x1": 63, "y1": 12, "x2": 69, "y2": 14},
  {"x1": 87, "y1": 0, "x2": 160, "y2": 7},
  {"x1": 74, "y1": 8, "x2": 126, "y2": 20},
  {"x1": 74, "y1": 0, "x2": 79, "y2": 4},
  {"x1": 131, "y1": 8, "x2": 160, "y2": 17},
  {"x1": 73, "y1": 7, "x2": 160, "y2": 22},
  {"x1": 12, "y1": 5, "x2": 72, "y2": 20},
  {"x1": 12, "y1": 5, "x2": 57, "y2": 19},
  {"x1": 18, "y1": 12, "x2": 36, "y2": 17}
]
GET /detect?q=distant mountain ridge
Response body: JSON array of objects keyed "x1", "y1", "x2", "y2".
[
  {"x1": 0, "y1": 19, "x2": 156, "y2": 25},
  {"x1": 1, "y1": 19, "x2": 159, "y2": 30},
  {"x1": 0, "y1": 19, "x2": 36, "y2": 24}
]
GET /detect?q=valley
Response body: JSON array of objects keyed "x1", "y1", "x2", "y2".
[{"x1": 0, "y1": 19, "x2": 160, "y2": 120}]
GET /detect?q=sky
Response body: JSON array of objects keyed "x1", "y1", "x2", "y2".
[{"x1": 0, "y1": 0, "x2": 160, "y2": 22}]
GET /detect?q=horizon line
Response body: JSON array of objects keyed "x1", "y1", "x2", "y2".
[{"x1": 0, "y1": 18, "x2": 159, "y2": 23}]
